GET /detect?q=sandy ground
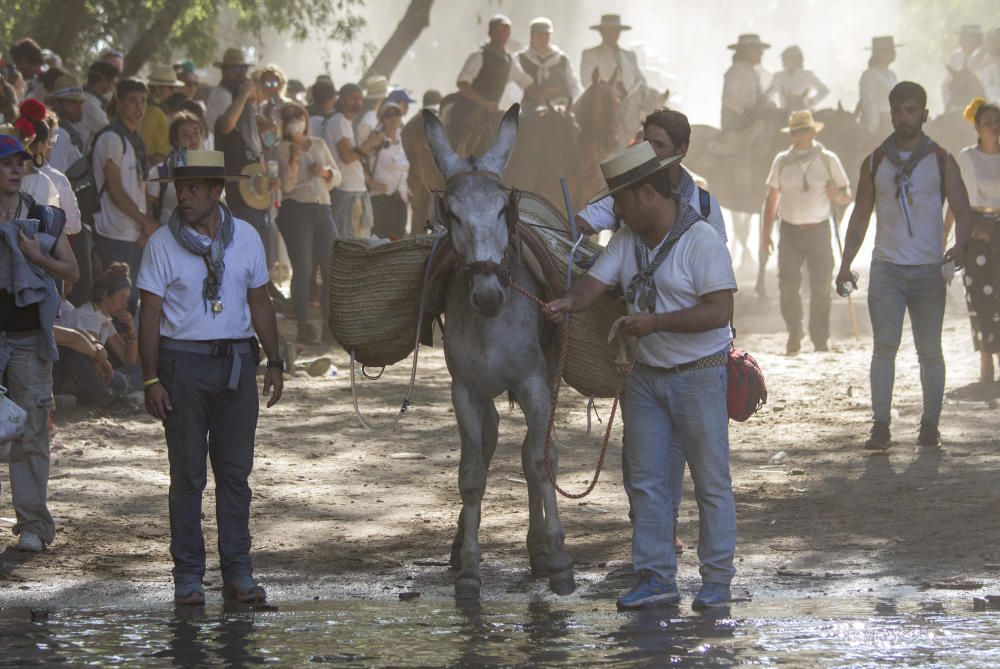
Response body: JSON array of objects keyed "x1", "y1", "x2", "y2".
[{"x1": 1, "y1": 271, "x2": 999, "y2": 610}]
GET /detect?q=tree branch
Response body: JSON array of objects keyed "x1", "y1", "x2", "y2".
[
  {"x1": 361, "y1": 0, "x2": 434, "y2": 82},
  {"x1": 122, "y1": 0, "x2": 196, "y2": 78}
]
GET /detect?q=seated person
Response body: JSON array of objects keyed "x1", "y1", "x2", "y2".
[
  {"x1": 75, "y1": 263, "x2": 140, "y2": 387},
  {"x1": 53, "y1": 321, "x2": 128, "y2": 408}
]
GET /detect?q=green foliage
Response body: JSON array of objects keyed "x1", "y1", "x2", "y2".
[{"x1": 1, "y1": 0, "x2": 367, "y2": 72}]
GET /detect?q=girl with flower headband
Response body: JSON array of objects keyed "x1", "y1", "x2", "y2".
[
  {"x1": 952, "y1": 96, "x2": 1000, "y2": 383},
  {"x1": 12, "y1": 98, "x2": 59, "y2": 208}
]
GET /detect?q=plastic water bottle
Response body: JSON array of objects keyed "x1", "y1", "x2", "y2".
[{"x1": 838, "y1": 271, "x2": 859, "y2": 298}]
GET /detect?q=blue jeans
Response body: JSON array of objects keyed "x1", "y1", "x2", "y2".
[
  {"x1": 867, "y1": 259, "x2": 946, "y2": 425},
  {"x1": 159, "y1": 347, "x2": 259, "y2": 584},
  {"x1": 622, "y1": 363, "x2": 736, "y2": 585},
  {"x1": 331, "y1": 189, "x2": 373, "y2": 238}
]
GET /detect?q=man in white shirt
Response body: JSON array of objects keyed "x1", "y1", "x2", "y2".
[
  {"x1": 448, "y1": 14, "x2": 539, "y2": 156},
  {"x1": 74, "y1": 61, "x2": 119, "y2": 151},
  {"x1": 137, "y1": 149, "x2": 284, "y2": 606},
  {"x1": 722, "y1": 34, "x2": 773, "y2": 131},
  {"x1": 44, "y1": 74, "x2": 86, "y2": 174},
  {"x1": 92, "y1": 78, "x2": 159, "y2": 314},
  {"x1": 577, "y1": 108, "x2": 727, "y2": 241},
  {"x1": 548, "y1": 142, "x2": 738, "y2": 611},
  {"x1": 580, "y1": 14, "x2": 644, "y2": 96},
  {"x1": 325, "y1": 83, "x2": 385, "y2": 238},
  {"x1": 859, "y1": 36, "x2": 900, "y2": 138},
  {"x1": 767, "y1": 46, "x2": 830, "y2": 112},
  {"x1": 944, "y1": 25, "x2": 985, "y2": 110},
  {"x1": 762, "y1": 110, "x2": 852, "y2": 354}
]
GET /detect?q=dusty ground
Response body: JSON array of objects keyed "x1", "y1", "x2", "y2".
[{"x1": 1, "y1": 271, "x2": 999, "y2": 609}]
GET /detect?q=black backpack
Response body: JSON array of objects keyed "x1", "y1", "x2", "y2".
[{"x1": 65, "y1": 124, "x2": 127, "y2": 225}]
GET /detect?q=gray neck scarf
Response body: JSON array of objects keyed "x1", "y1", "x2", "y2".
[
  {"x1": 626, "y1": 197, "x2": 702, "y2": 313},
  {"x1": 168, "y1": 204, "x2": 235, "y2": 315}
]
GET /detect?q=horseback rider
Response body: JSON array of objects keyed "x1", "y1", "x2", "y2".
[
  {"x1": 766, "y1": 46, "x2": 830, "y2": 112},
  {"x1": 721, "y1": 34, "x2": 774, "y2": 132},
  {"x1": 761, "y1": 110, "x2": 852, "y2": 355},
  {"x1": 517, "y1": 17, "x2": 582, "y2": 112},
  {"x1": 858, "y1": 36, "x2": 899, "y2": 141},
  {"x1": 448, "y1": 15, "x2": 540, "y2": 155},
  {"x1": 580, "y1": 14, "x2": 645, "y2": 97},
  {"x1": 943, "y1": 26, "x2": 985, "y2": 111}
]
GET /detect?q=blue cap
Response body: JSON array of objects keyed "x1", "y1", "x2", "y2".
[
  {"x1": 386, "y1": 88, "x2": 417, "y2": 105},
  {"x1": 0, "y1": 135, "x2": 31, "y2": 161}
]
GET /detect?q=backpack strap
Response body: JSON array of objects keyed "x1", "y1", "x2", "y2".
[
  {"x1": 698, "y1": 187, "x2": 711, "y2": 219},
  {"x1": 89, "y1": 124, "x2": 128, "y2": 198}
]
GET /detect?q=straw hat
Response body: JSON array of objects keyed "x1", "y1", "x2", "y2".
[
  {"x1": 781, "y1": 110, "x2": 824, "y2": 134},
  {"x1": 238, "y1": 163, "x2": 273, "y2": 210},
  {"x1": 728, "y1": 34, "x2": 771, "y2": 50},
  {"x1": 149, "y1": 150, "x2": 248, "y2": 183},
  {"x1": 866, "y1": 36, "x2": 901, "y2": 51},
  {"x1": 45, "y1": 74, "x2": 86, "y2": 102},
  {"x1": 363, "y1": 75, "x2": 389, "y2": 101},
  {"x1": 147, "y1": 64, "x2": 183, "y2": 87},
  {"x1": 591, "y1": 14, "x2": 631, "y2": 31},
  {"x1": 214, "y1": 48, "x2": 254, "y2": 69},
  {"x1": 588, "y1": 141, "x2": 684, "y2": 204}
]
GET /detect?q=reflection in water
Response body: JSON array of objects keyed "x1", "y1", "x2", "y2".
[{"x1": 1, "y1": 598, "x2": 999, "y2": 668}]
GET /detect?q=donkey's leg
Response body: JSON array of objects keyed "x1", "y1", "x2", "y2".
[
  {"x1": 522, "y1": 439, "x2": 548, "y2": 578},
  {"x1": 518, "y1": 374, "x2": 575, "y2": 595},
  {"x1": 450, "y1": 399, "x2": 499, "y2": 570},
  {"x1": 451, "y1": 383, "x2": 490, "y2": 599}
]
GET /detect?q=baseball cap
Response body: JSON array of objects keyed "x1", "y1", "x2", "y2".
[
  {"x1": 386, "y1": 88, "x2": 417, "y2": 105},
  {"x1": 0, "y1": 134, "x2": 31, "y2": 160}
]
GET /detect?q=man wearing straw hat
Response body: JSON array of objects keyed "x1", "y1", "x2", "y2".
[
  {"x1": 859, "y1": 36, "x2": 900, "y2": 140},
  {"x1": 141, "y1": 64, "x2": 185, "y2": 166},
  {"x1": 547, "y1": 142, "x2": 738, "y2": 611},
  {"x1": 761, "y1": 110, "x2": 852, "y2": 355},
  {"x1": 137, "y1": 149, "x2": 284, "y2": 605},
  {"x1": 721, "y1": 33, "x2": 774, "y2": 132},
  {"x1": 45, "y1": 74, "x2": 87, "y2": 174},
  {"x1": 580, "y1": 14, "x2": 644, "y2": 96}
]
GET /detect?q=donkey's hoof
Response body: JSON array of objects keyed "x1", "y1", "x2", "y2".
[
  {"x1": 548, "y1": 567, "x2": 576, "y2": 596},
  {"x1": 529, "y1": 554, "x2": 548, "y2": 578},
  {"x1": 454, "y1": 576, "x2": 482, "y2": 600}
]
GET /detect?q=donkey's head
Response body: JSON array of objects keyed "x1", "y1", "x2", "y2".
[{"x1": 423, "y1": 104, "x2": 520, "y2": 317}]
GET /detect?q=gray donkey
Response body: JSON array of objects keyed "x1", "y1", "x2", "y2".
[{"x1": 423, "y1": 104, "x2": 575, "y2": 599}]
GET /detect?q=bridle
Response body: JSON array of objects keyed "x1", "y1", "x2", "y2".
[{"x1": 434, "y1": 167, "x2": 521, "y2": 287}]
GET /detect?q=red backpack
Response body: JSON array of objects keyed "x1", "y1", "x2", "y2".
[{"x1": 727, "y1": 346, "x2": 767, "y2": 422}]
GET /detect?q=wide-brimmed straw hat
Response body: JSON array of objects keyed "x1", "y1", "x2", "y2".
[
  {"x1": 781, "y1": 109, "x2": 824, "y2": 134},
  {"x1": 728, "y1": 34, "x2": 771, "y2": 50},
  {"x1": 591, "y1": 14, "x2": 631, "y2": 31},
  {"x1": 150, "y1": 150, "x2": 248, "y2": 183},
  {"x1": 588, "y1": 141, "x2": 684, "y2": 204},
  {"x1": 363, "y1": 75, "x2": 389, "y2": 101},
  {"x1": 214, "y1": 48, "x2": 254, "y2": 69},
  {"x1": 45, "y1": 74, "x2": 86, "y2": 102},
  {"x1": 866, "y1": 36, "x2": 901, "y2": 51},
  {"x1": 147, "y1": 64, "x2": 184, "y2": 87}
]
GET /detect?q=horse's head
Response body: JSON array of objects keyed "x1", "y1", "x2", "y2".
[{"x1": 423, "y1": 104, "x2": 520, "y2": 317}]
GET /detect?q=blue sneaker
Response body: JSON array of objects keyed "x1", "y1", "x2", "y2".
[
  {"x1": 692, "y1": 582, "x2": 732, "y2": 610},
  {"x1": 616, "y1": 570, "x2": 680, "y2": 610}
]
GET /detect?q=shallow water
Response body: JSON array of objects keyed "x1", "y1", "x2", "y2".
[{"x1": 2, "y1": 597, "x2": 998, "y2": 667}]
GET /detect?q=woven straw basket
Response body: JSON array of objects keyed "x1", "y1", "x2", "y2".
[
  {"x1": 518, "y1": 193, "x2": 627, "y2": 398},
  {"x1": 328, "y1": 236, "x2": 437, "y2": 367}
]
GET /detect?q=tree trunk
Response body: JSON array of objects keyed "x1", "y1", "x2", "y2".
[
  {"x1": 51, "y1": 0, "x2": 90, "y2": 56},
  {"x1": 361, "y1": 0, "x2": 435, "y2": 82},
  {"x1": 121, "y1": 0, "x2": 195, "y2": 78}
]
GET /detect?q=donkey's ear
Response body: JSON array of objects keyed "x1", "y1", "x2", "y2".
[
  {"x1": 481, "y1": 103, "x2": 519, "y2": 174},
  {"x1": 422, "y1": 108, "x2": 464, "y2": 178}
]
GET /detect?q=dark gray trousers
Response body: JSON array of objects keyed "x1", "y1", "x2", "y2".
[
  {"x1": 159, "y1": 347, "x2": 259, "y2": 584},
  {"x1": 778, "y1": 220, "x2": 834, "y2": 346}
]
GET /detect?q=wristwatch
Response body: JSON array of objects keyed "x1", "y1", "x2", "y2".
[{"x1": 267, "y1": 358, "x2": 286, "y2": 372}]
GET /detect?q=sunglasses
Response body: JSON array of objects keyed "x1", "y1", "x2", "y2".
[{"x1": 263, "y1": 80, "x2": 280, "y2": 89}]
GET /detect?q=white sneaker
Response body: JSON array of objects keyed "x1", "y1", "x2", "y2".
[{"x1": 15, "y1": 531, "x2": 44, "y2": 552}]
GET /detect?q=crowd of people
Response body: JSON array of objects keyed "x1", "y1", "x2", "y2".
[{"x1": 0, "y1": 12, "x2": 997, "y2": 612}]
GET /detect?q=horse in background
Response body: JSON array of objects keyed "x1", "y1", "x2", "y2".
[
  {"x1": 505, "y1": 101, "x2": 585, "y2": 212},
  {"x1": 575, "y1": 70, "x2": 625, "y2": 203}
]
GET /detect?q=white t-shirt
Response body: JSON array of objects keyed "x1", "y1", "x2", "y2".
[
  {"x1": 588, "y1": 221, "x2": 737, "y2": 368},
  {"x1": 765, "y1": 144, "x2": 850, "y2": 224},
  {"x1": 39, "y1": 163, "x2": 82, "y2": 235},
  {"x1": 49, "y1": 127, "x2": 83, "y2": 174},
  {"x1": 147, "y1": 164, "x2": 178, "y2": 226},
  {"x1": 370, "y1": 137, "x2": 409, "y2": 200},
  {"x1": 136, "y1": 213, "x2": 269, "y2": 340},
  {"x1": 957, "y1": 146, "x2": 1000, "y2": 209},
  {"x1": 75, "y1": 92, "x2": 109, "y2": 149},
  {"x1": 356, "y1": 109, "x2": 378, "y2": 145},
  {"x1": 73, "y1": 302, "x2": 117, "y2": 344},
  {"x1": 205, "y1": 85, "x2": 234, "y2": 134},
  {"x1": 578, "y1": 173, "x2": 728, "y2": 241},
  {"x1": 92, "y1": 129, "x2": 147, "y2": 241},
  {"x1": 328, "y1": 113, "x2": 366, "y2": 192},
  {"x1": 21, "y1": 171, "x2": 60, "y2": 207},
  {"x1": 767, "y1": 69, "x2": 830, "y2": 110}
]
